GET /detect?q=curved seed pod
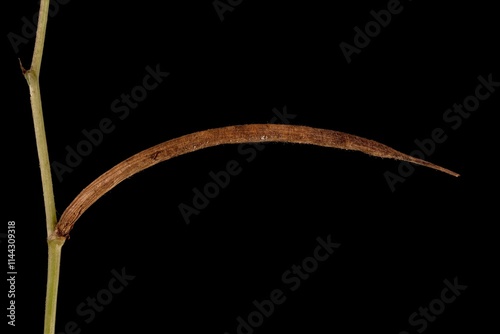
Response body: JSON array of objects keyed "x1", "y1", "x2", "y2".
[{"x1": 53, "y1": 124, "x2": 459, "y2": 239}]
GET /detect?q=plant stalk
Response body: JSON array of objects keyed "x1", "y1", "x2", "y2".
[
  {"x1": 24, "y1": 69, "x2": 58, "y2": 236},
  {"x1": 31, "y1": 0, "x2": 50, "y2": 75},
  {"x1": 43, "y1": 239, "x2": 65, "y2": 334},
  {"x1": 21, "y1": 1, "x2": 63, "y2": 333}
]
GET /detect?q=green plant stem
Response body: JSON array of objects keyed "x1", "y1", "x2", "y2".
[
  {"x1": 31, "y1": 0, "x2": 50, "y2": 75},
  {"x1": 25, "y1": 69, "x2": 57, "y2": 236},
  {"x1": 22, "y1": 0, "x2": 56, "y2": 236},
  {"x1": 43, "y1": 238, "x2": 65, "y2": 334},
  {"x1": 20, "y1": 1, "x2": 62, "y2": 334}
]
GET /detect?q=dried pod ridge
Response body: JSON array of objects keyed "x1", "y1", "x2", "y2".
[{"x1": 53, "y1": 124, "x2": 459, "y2": 239}]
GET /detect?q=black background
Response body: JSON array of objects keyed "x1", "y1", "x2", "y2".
[{"x1": 2, "y1": 0, "x2": 498, "y2": 333}]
